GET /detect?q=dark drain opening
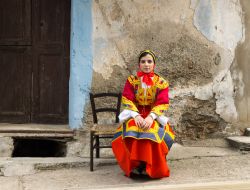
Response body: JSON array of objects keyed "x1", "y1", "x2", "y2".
[{"x1": 12, "y1": 138, "x2": 66, "y2": 157}]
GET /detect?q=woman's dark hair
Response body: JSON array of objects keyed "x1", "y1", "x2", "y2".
[{"x1": 138, "y1": 50, "x2": 156, "y2": 64}]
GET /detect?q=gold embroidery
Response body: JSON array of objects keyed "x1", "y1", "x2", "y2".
[
  {"x1": 151, "y1": 104, "x2": 169, "y2": 116},
  {"x1": 125, "y1": 74, "x2": 169, "y2": 114},
  {"x1": 122, "y1": 96, "x2": 139, "y2": 112}
]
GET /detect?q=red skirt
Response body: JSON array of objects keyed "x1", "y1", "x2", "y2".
[{"x1": 112, "y1": 119, "x2": 175, "y2": 178}]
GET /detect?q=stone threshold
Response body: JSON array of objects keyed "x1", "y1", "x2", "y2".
[{"x1": 0, "y1": 123, "x2": 75, "y2": 138}]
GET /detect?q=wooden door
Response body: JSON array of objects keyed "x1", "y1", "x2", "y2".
[
  {"x1": 0, "y1": 0, "x2": 32, "y2": 123},
  {"x1": 0, "y1": 0, "x2": 70, "y2": 124},
  {"x1": 32, "y1": 0, "x2": 70, "y2": 123}
]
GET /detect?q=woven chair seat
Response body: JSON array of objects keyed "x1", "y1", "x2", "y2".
[{"x1": 91, "y1": 123, "x2": 119, "y2": 135}]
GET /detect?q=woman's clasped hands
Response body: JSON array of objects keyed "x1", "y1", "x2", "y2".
[{"x1": 134, "y1": 115, "x2": 154, "y2": 131}]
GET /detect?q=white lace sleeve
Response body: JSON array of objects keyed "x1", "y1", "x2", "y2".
[
  {"x1": 156, "y1": 115, "x2": 169, "y2": 126},
  {"x1": 118, "y1": 109, "x2": 139, "y2": 123}
]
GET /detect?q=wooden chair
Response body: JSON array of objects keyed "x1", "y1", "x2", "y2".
[{"x1": 89, "y1": 92, "x2": 122, "y2": 171}]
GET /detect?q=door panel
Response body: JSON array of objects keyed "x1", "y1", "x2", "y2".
[
  {"x1": 33, "y1": 52, "x2": 68, "y2": 123},
  {"x1": 0, "y1": 0, "x2": 31, "y2": 45},
  {"x1": 32, "y1": 0, "x2": 70, "y2": 123},
  {"x1": 36, "y1": 0, "x2": 65, "y2": 43},
  {"x1": 0, "y1": 46, "x2": 31, "y2": 123}
]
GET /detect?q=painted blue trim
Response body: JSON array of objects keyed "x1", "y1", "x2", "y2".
[{"x1": 69, "y1": 0, "x2": 93, "y2": 129}]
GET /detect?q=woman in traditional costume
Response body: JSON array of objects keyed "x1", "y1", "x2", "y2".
[{"x1": 112, "y1": 50, "x2": 175, "y2": 178}]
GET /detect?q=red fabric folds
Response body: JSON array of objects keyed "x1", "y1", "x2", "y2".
[{"x1": 112, "y1": 136, "x2": 170, "y2": 178}]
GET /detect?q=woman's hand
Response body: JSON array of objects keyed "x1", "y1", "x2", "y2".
[
  {"x1": 134, "y1": 115, "x2": 145, "y2": 129},
  {"x1": 134, "y1": 115, "x2": 154, "y2": 131},
  {"x1": 143, "y1": 115, "x2": 154, "y2": 131}
]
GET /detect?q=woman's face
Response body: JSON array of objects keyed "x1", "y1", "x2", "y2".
[{"x1": 139, "y1": 54, "x2": 155, "y2": 73}]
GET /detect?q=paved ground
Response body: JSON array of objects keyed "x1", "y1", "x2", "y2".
[{"x1": 0, "y1": 143, "x2": 250, "y2": 190}]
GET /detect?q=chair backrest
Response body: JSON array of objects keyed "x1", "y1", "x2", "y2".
[{"x1": 89, "y1": 92, "x2": 122, "y2": 124}]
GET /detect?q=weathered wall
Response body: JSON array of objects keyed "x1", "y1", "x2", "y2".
[
  {"x1": 82, "y1": 0, "x2": 248, "y2": 142},
  {"x1": 234, "y1": 0, "x2": 250, "y2": 125}
]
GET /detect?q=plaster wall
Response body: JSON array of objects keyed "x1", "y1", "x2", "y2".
[
  {"x1": 234, "y1": 0, "x2": 250, "y2": 124},
  {"x1": 82, "y1": 0, "x2": 247, "y2": 141}
]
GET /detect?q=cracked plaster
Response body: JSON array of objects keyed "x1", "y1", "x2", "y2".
[
  {"x1": 89, "y1": 0, "x2": 247, "y2": 140},
  {"x1": 191, "y1": 0, "x2": 244, "y2": 123}
]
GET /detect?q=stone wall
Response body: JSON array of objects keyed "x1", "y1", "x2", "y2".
[
  {"x1": 82, "y1": 0, "x2": 249, "y2": 142},
  {"x1": 0, "y1": 137, "x2": 13, "y2": 157}
]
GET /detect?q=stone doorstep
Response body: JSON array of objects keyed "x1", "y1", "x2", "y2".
[
  {"x1": 245, "y1": 128, "x2": 250, "y2": 136},
  {"x1": 226, "y1": 136, "x2": 250, "y2": 151},
  {"x1": 0, "y1": 123, "x2": 74, "y2": 135},
  {"x1": 0, "y1": 133, "x2": 74, "y2": 138},
  {"x1": 0, "y1": 157, "x2": 116, "y2": 176},
  {"x1": 0, "y1": 124, "x2": 75, "y2": 139}
]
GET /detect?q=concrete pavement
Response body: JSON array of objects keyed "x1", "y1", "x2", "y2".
[
  {"x1": 0, "y1": 143, "x2": 250, "y2": 190},
  {"x1": 91, "y1": 181, "x2": 250, "y2": 190}
]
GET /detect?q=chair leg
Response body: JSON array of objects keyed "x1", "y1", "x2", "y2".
[
  {"x1": 90, "y1": 131, "x2": 94, "y2": 171},
  {"x1": 96, "y1": 135, "x2": 100, "y2": 158}
]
